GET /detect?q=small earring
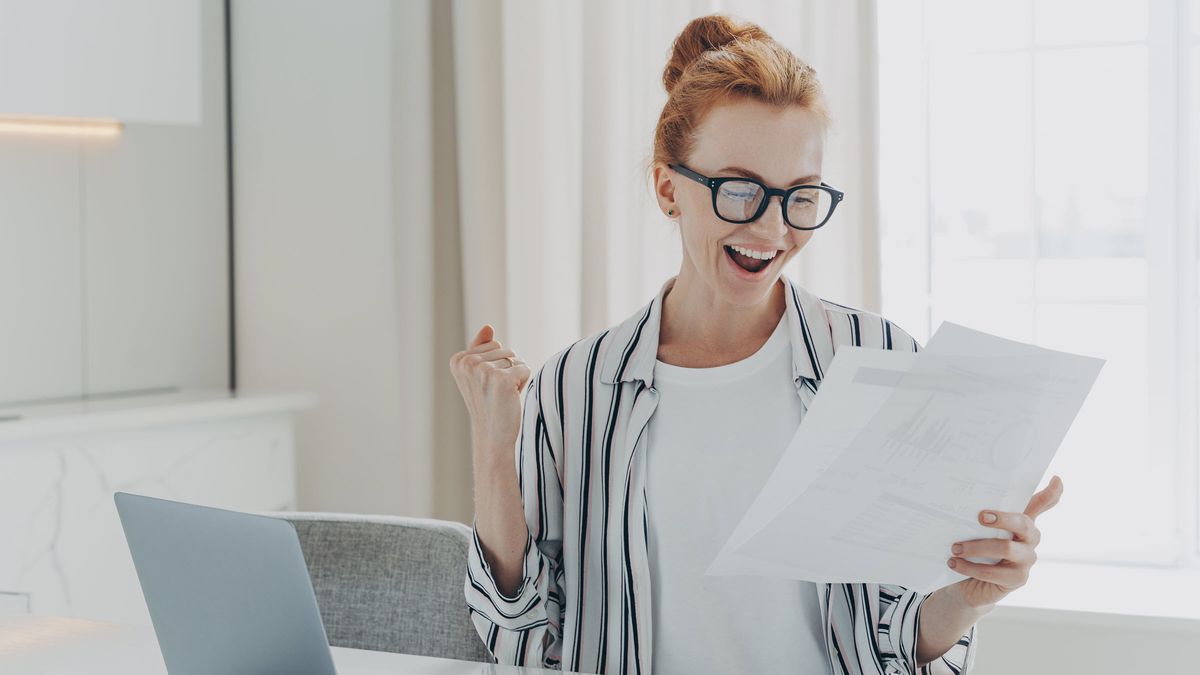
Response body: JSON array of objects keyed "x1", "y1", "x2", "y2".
[{"x1": 667, "y1": 209, "x2": 675, "y2": 216}]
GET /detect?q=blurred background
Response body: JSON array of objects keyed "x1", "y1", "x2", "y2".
[{"x1": 0, "y1": 0, "x2": 1197, "y2": 672}]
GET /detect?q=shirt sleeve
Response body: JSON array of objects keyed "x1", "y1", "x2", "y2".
[
  {"x1": 888, "y1": 316, "x2": 922, "y2": 353},
  {"x1": 463, "y1": 361, "x2": 567, "y2": 669},
  {"x1": 876, "y1": 584, "x2": 979, "y2": 674}
]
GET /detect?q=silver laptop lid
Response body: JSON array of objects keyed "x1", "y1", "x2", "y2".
[{"x1": 114, "y1": 491, "x2": 337, "y2": 675}]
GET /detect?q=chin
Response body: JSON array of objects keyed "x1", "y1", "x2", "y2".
[{"x1": 718, "y1": 269, "x2": 782, "y2": 301}]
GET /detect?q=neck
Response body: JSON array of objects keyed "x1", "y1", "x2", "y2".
[{"x1": 659, "y1": 267, "x2": 786, "y2": 355}]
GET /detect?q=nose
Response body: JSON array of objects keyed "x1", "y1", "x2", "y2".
[{"x1": 747, "y1": 194, "x2": 790, "y2": 238}]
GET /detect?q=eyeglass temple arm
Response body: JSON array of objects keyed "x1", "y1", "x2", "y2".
[{"x1": 668, "y1": 163, "x2": 711, "y2": 187}]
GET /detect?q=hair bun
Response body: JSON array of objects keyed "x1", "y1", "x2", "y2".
[{"x1": 662, "y1": 13, "x2": 771, "y2": 95}]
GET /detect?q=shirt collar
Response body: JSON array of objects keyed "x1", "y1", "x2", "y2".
[{"x1": 598, "y1": 273, "x2": 834, "y2": 388}]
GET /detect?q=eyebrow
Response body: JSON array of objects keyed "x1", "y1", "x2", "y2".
[{"x1": 719, "y1": 165, "x2": 821, "y2": 186}]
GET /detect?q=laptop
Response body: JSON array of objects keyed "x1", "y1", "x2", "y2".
[{"x1": 114, "y1": 491, "x2": 338, "y2": 675}]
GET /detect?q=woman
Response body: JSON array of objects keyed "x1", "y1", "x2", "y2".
[{"x1": 449, "y1": 13, "x2": 1061, "y2": 675}]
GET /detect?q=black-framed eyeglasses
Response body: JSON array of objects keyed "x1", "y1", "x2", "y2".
[{"x1": 668, "y1": 162, "x2": 844, "y2": 230}]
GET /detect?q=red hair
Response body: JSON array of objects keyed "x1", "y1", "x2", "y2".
[{"x1": 646, "y1": 13, "x2": 831, "y2": 184}]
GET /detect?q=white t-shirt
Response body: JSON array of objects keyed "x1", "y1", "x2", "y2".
[{"x1": 646, "y1": 311, "x2": 831, "y2": 674}]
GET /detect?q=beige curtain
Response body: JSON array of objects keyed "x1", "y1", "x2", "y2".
[{"x1": 425, "y1": 0, "x2": 882, "y2": 522}]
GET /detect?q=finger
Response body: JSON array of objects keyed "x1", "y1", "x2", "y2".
[
  {"x1": 979, "y1": 509, "x2": 1040, "y2": 545},
  {"x1": 1024, "y1": 475, "x2": 1064, "y2": 521},
  {"x1": 951, "y1": 538, "x2": 1036, "y2": 566},
  {"x1": 513, "y1": 363, "x2": 532, "y2": 389},
  {"x1": 493, "y1": 358, "x2": 526, "y2": 372},
  {"x1": 479, "y1": 348, "x2": 517, "y2": 363},
  {"x1": 947, "y1": 556, "x2": 1026, "y2": 587},
  {"x1": 466, "y1": 339, "x2": 503, "y2": 355},
  {"x1": 469, "y1": 324, "x2": 494, "y2": 349}
]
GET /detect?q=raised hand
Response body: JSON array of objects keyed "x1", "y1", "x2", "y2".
[{"x1": 449, "y1": 324, "x2": 531, "y2": 460}]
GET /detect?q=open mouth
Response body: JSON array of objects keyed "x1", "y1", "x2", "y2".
[{"x1": 724, "y1": 244, "x2": 779, "y2": 276}]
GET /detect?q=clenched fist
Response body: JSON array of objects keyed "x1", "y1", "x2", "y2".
[{"x1": 449, "y1": 324, "x2": 532, "y2": 457}]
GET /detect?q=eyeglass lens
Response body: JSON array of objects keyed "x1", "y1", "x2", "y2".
[{"x1": 715, "y1": 180, "x2": 833, "y2": 228}]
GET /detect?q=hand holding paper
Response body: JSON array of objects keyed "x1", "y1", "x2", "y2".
[{"x1": 705, "y1": 322, "x2": 1104, "y2": 594}]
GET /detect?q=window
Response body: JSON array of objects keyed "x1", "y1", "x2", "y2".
[{"x1": 878, "y1": 0, "x2": 1200, "y2": 566}]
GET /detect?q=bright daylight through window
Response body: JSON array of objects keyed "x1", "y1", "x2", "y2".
[{"x1": 877, "y1": 0, "x2": 1200, "y2": 567}]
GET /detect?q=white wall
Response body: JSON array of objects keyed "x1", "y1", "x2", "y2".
[
  {"x1": 973, "y1": 611, "x2": 1195, "y2": 674},
  {"x1": 232, "y1": 0, "x2": 435, "y2": 516},
  {"x1": 0, "y1": 0, "x2": 228, "y2": 406},
  {"x1": 0, "y1": 0, "x2": 201, "y2": 124}
]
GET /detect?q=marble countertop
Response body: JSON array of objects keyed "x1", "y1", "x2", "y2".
[{"x1": 0, "y1": 388, "x2": 316, "y2": 443}]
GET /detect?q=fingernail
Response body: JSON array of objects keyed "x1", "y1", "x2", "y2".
[
  {"x1": 982, "y1": 512, "x2": 997, "y2": 523},
  {"x1": 952, "y1": 544, "x2": 963, "y2": 554},
  {"x1": 948, "y1": 558, "x2": 957, "y2": 568}
]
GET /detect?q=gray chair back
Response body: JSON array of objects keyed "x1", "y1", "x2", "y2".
[{"x1": 263, "y1": 511, "x2": 491, "y2": 663}]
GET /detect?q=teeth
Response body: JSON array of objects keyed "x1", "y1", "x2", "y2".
[{"x1": 729, "y1": 244, "x2": 778, "y2": 261}]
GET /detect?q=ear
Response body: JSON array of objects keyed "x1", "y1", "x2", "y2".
[{"x1": 652, "y1": 162, "x2": 678, "y2": 216}]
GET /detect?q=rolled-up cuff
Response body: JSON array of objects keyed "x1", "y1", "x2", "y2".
[
  {"x1": 884, "y1": 588, "x2": 978, "y2": 675},
  {"x1": 464, "y1": 517, "x2": 546, "y2": 629},
  {"x1": 916, "y1": 620, "x2": 978, "y2": 675}
]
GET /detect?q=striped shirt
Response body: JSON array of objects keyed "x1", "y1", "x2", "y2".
[{"x1": 464, "y1": 273, "x2": 979, "y2": 675}]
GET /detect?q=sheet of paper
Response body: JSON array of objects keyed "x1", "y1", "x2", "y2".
[
  {"x1": 706, "y1": 321, "x2": 1105, "y2": 593},
  {"x1": 704, "y1": 346, "x2": 917, "y2": 578}
]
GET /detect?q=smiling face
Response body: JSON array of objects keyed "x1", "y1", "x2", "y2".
[{"x1": 653, "y1": 97, "x2": 826, "y2": 306}]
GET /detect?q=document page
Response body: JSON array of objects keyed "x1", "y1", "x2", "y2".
[{"x1": 706, "y1": 322, "x2": 1105, "y2": 593}]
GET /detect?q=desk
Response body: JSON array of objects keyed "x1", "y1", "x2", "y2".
[{"x1": 0, "y1": 614, "x2": 563, "y2": 674}]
